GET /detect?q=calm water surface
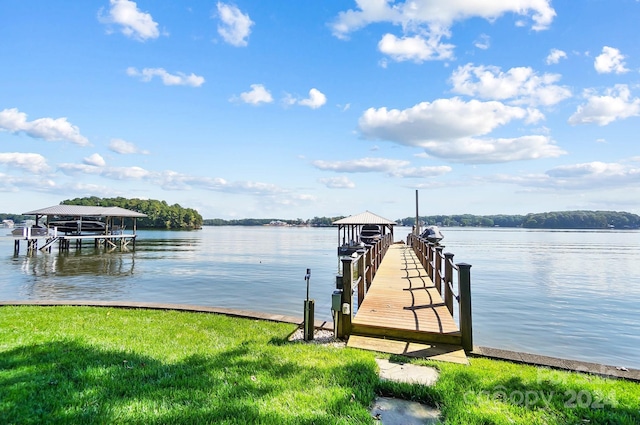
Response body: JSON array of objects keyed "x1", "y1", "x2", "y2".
[{"x1": 1, "y1": 226, "x2": 638, "y2": 369}]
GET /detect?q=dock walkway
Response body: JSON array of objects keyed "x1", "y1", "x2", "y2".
[{"x1": 348, "y1": 243, "x2": 468, "y2": 364}]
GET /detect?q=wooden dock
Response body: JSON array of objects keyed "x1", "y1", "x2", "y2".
[
  {"x1": 10, "y1": 205, "x2": 146, "y2": 254},
  {"x1": 12, "y1": 232, "x2": 138, "y2": 254},
  {"x1": 346, "y1": 243, "x2": 468, "y2": 364}
]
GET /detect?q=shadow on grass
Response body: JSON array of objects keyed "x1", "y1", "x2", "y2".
[{"x1": 0, "y1": 339, "x2": 377, "y2": 424}]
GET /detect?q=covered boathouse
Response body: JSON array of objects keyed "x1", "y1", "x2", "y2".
[
  {"x1": 13, "y1": 205, "x2": 147, "y2": 254},
  {"x1": 333, "y1": 211, "x2": 396, "y2": 255}
]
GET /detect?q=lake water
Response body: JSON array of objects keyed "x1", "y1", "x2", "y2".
[{"x1": 1, "y1": 226, "x2": 638, "y2": 369}]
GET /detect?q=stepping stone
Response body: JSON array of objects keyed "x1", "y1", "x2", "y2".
[
  {"x1": 370, "y1": 397, "x2": 440, "y2": 424},
  {"x1": 371, "y1": 360, "x2": 441, "y2": 423},
  {"x1": 376, "y1": 358, "x2": 439, "y2": 386}
]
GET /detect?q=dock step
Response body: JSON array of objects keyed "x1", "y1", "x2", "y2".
[
  {"x1": 347, "y1": 334, "x2": 468, "y2": 364},
  {"x1": 351, "y1": 323, "x2": 462, "y2": 346}
]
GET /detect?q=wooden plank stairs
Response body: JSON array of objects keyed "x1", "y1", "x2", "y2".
[{"x1": 347, "y1": 243, "x2": 468, "y2": 364}]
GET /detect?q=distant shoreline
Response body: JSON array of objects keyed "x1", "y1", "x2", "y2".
[{"x1": 201, "y1": 210, "x2": 640, "y2": 229}]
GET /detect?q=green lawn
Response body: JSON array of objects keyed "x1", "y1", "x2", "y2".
[{"x1": 1, "y1": 306, "x2": 638, "y2": 424}]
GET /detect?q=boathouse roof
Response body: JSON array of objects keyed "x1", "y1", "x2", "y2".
[
  {"x1": 332, "y1": 211, "x2": 396, "y2": 226},
  {"x1": 23, "y1": 205, "x2": 147, "y2": 218}
]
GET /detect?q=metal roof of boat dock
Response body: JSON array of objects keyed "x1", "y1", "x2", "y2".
[
  {"x1": 23, "y1": 205, "x2": 147, "y2": 218},
  {"x1": 332, "y1": 211, "x2": 396, "y2": 226}
]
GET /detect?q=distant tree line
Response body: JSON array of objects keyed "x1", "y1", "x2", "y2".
[
  {"x1": 62, "y1": 197, "x2": 203, "y2": 229},
  {"x1": 8, "y1": 203, "x2": 639, "y2": 230},
  {"x1": 398, "y1": 211, "x2": 640, "y2": 229},
  {"x1": 521, "y1": 211, "x2": 640, "y2": 229},
  {"x1": 202, "y1": 216, "x2": 346, "y2": 227}
]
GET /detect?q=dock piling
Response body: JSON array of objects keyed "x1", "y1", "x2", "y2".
[{"x1": 458, "y1": 263, "x2": 473, "y2": 352}]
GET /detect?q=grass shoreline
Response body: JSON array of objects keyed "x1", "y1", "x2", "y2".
[
  {"x1": 2, "y1": 300, "x2": 636, "y2": 380},
  {"x1": 1, "y1": 305, "x2": 639, "y2": 424}
]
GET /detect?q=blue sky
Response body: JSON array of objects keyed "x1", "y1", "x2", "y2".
[{"x1": 1, "y1": 1, "x2": 639, "y2": 220}]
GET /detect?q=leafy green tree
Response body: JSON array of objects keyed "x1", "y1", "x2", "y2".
[{"x1": 61, "y1": 197, "x2": 203, "y2": 230}]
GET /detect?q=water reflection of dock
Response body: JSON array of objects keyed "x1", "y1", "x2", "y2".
[
  {"x1": 19, "y1": 251, "x2": 135, "y2": 277},
  {"x1": 16, "y1": 252, "x2": 136, "y2": 299}
]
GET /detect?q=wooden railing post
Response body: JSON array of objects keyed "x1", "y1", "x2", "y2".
[
  {"x1": 427, "y1": 242, "x2": 434, "y2": 278},
  {"x1": 457, "y1": 263, "x2": 473, "y2": 352},
  {"x1": 370, "y1": 244, "x2": 375, "y2": 276},
  {"x1": 365, "y1": 247, "x2": 373, "y2": 291},
  {"x1": 434, "y1": 246, "x2": 443, "y2": 293},
  {"x1": 338, "y1": 256, "x2": 354, "y2": 338},
  {"x1": 357, "y1": 249, "x2": 366, "y2": 306},
  {"x1": 444, "y1": 252, "x2": 454, "y2": 311}
]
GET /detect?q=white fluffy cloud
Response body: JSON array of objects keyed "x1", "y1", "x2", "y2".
[
  {"x1": 126, "y1": 67, "x2": 205, "y2": 87},
  {"x1": 109, "y1": 138, "x2": 149, "y2": 155},
  {"x1": 83, "y1": 153, "x2": 106, "y2": 167},
  {"x1": 358, "y1": 98, "x2": 565, "y2": 163},
  {"x1": 546, "y1": 161, "x2": 626, "y2": 178},
  {"x1": 542, "y1": 161, "x2": 640, "y2": 189},
  {"x1": 312, "y1": 157, "x2": 410, "y2": 173},
  {"x1": 450, "y1": 63, "x2": 571, "y2": 106},
  {"x1": 0, "y1": 152, "x2": 49, "y2": 173},
  {"x1": 332, "y1": 0, "x2": 555, "y2": 36},
  {"x1": 99, "y1": 0, "x2": 160, "y2": 41},
  {"x1": 312, "y1": 157, "x2": 452, "y2": 178},
  {"x1": 216, "y1": 2, "x2": 254, "y2": 47},
  {"x1": 234, "y1": 84, "x2": 273, "y2": 105},
  {"x1": 289, "y1": 88, "x2": 327, "y2": 109},
  {"x1": 568, "y1": 85, "x2": 640, "y2": 126},
  {"x1": 58, "y1": 163, "x2": 151, "y2": 180},
  {"x1": 56, "y1": 159, "x2": 291, "y2": 198},
  {"x1": 318, "y1": 176, "x2": 356, "y2": 189},
  {"x1": 488, "y1": 160, "x2": 640, "y2": 192},
  {"x1": 378, "y1": 33, "x2": 454, "y2": 62},
  {"x1": 418, "y1": 135, "x2": 565, "y2": 163},
  {"x1": 546, "y1": 48, "x2": 567, "y2": 65},
  {"x1": 359, "y1": 98, "x2": 528, "y2": 142},
  {"x1": 0, "y1": 108, "x2": 89, "y2": 145},
  {"x1": 594, "y1": 46, "x2": 629, "y2": 74},
  {"x1": 387, "y1": 166, "x2": 452, "y2": 178},
  {"x1": 474, "y1": 34, "x2": 491, "y2": 50},
  {"x1": 332, "y1": 0, "x2": 555, "y2": 61}
]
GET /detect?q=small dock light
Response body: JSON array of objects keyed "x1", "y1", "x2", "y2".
[{"x1": 303, "y1": 268, "x2": 314, "y2": 341}]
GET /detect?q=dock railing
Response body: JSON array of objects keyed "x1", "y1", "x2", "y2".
[
  {"x1": 407, "y1": 233, "x2": 473, "y2": 352},
  {"x1": 335, "y1": 233, "x2": 393, "y2": 338}
]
